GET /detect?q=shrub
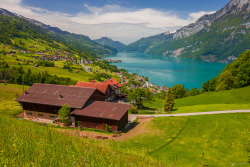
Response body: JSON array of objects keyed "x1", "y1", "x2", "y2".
[
  {"x1": 104, "y1": 124, "x2": 112, "y2": 133},
  {"x1": 129, "y1": 105, "x2": 139, "y2": 114}
]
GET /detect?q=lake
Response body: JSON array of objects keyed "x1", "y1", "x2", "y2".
[{"x1": 105, "y1": 53, "x2": 227, "y2": 89}]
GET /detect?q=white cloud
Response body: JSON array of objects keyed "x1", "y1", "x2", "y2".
[{"x1": 0, "y1": 0, "x2": 216, "y2": 44}]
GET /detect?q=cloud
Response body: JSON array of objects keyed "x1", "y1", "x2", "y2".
[{"x1": 0, "y1": 0, "x2": 216, "y2": 44}]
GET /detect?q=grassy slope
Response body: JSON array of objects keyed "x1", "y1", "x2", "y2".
[
  {"x1": 149, "y1": 114, "x2": 250, "y2": 166},
  {"x1": 1, "y1": 82, "x2": 250, "y2": 166},
  {"x1": 0, "y1": 84, "x2": 160, "y2": 166},
  {"x1": 1, "y1": 42, "x2": 120, "y2": 82},
  {"x1": 144, "y1": 86, "x2": 250, "y2": 113},
  {"x1": 108, "y1": 113, "x2": 250, "y2": 166}
]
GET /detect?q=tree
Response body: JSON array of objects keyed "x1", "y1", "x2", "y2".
[
  {"x1": 58, "y1": 104, "x2": 71, "y2": 125},
  {"x1": 189, "y1": 88, "x2": 200, "y2": 96},
  {"x1": 163, "y1": 87, "x2": 175, "y2": 113},
  {"x1": 171, "y1": 84, "x2": 186, "y2": 99},
  {"x1": 209, "y1": 78, "x2": 217, "y2": 91},
  {"x1": 216, "y1": 70, "x2": 234, "y2": 91},
  {"x1": 127, "y1": 88, "x2": 154, "y2": 106},
  {"x1": 121, "y1": 84, "x2": 128, "y2": 94},
  {"x1": 201, "y1": 80, "x2": 210, "y2": 93}
]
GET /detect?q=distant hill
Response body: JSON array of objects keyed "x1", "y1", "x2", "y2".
[
  {"x1": 0, "y1": 8, "x2": 117, "y2": 57},
  {"x1": 94, "y1": 37, "x2": 126, "y2": 52},
  {"x1": 122, "y1": 0, "x2": 250, "y2": 62}
]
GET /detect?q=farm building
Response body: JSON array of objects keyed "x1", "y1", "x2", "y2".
[
  {"x1": 72, "y1": 101, "x2": 130, "y2": 132},
  {"x1": 16, "y1": 83, "x2": 131, "y2": 132}
]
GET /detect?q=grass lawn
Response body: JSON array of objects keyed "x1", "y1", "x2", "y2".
[
  {"x1": 112, "y1": 114, "x2": 250, "y2": 166},
  {"x1": 0, "y1": 83, "x2": 30, "y2": 116},
  {"x1": 143, "y1": 86, "x2": 250, "y2": 114}
]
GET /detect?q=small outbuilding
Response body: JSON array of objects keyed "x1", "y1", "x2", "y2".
[{"x1": 72, "y1": 101, "x2": 130, "y2": 132}]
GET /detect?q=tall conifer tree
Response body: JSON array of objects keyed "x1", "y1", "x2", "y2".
[{"x1": 163, "y1": 87, "x2": 175, "y2": 113}]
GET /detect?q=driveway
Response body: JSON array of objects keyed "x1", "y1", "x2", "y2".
[{"x1": 128, "y1": 109, "x2": 250, "y2": 122}]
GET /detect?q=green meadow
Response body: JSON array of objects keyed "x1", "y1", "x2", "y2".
[
  {"x1": 1, "y1": 83, "x2": 250, "y2": 166},
  {"x1": 143, "y1": 86, "x2": 250, "y2": 114},
  {"x1": 0, "y1": 84, "x2": 162, "y2": 167}
]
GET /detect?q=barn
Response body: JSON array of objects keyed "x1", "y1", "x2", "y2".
[
  {"x1": 72, "y1": 101, "x2": 130, "y2": 132},
  {"x1": 16, "y1": 83, "x2": 131, "y2": 132}
]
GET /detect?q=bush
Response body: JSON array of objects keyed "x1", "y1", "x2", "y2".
[
  {"x1": 129, "y1": 105, "x2": 139, "y2": 114},
  {"x1": 104, "y1": 124, "x2": 112, "y2": 133}
]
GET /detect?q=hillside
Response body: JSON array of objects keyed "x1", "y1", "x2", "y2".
[
  {"x1": 0, "y1": 8, "x2": 117, "y2": 57},
  {"x1": 1, "y1": 83, "x2": 250, "y2": 166},
  {"x1": 144, "y1": 85, "x2": 250, "y2": 114},
  {"x1": 122, "y1": 0, "x2": 250, "y2": 62},
  {"x1": 94, "y1": 37, "x2": 126, "y2": 52}
]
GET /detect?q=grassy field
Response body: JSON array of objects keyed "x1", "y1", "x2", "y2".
[
  {"x1": 0, "y1": 84, "x2": 162, "y2": 166},
  {"x1": 1, "y1": 83, "x2": 250, "y2": 166},
  {"x1": 143, "y1": 86, "x2": 250, "y2": 114},
  {"x1": 110, "y1": 114, "x2": 250, "y2": 166}
]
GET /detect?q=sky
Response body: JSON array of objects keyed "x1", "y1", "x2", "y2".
[{"x1": 0, "y1": 0, "x2": 230, "y2": 45}]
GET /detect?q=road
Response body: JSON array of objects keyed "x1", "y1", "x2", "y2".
[
  {"x1": 128, "y1": 110, "x2": 250, "y2": 122},
  {"x1": 80, "y1": 63, "x2": 92, "y2": 72}
]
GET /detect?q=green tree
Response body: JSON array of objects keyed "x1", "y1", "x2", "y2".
[
  {"x1": 209, "y1": 78, "x2": 217, "y2": 91},
  {"x1": 121, "y1": 84, "x2": 128, "y2": 94},
  {"x1": 189, "y1": 88, "x2": 200, "y2": 96},
  {"x1": 216, "y1": 70, "x2": 234, "y2": 91},
  {"x1": 163, "y1": 87, "x2": 175, "y2": 113},
  {"x1": 58, "y1": 104, "x2": 71, "y2": 125},
  {"x1": 128, "y1": 88, "x2": 154, "y2": 106},
  {"x1": 171, "y1": 84, "x2": 186, "y2": 99},
  {"x1": 201, "y1": 80, "x2": 210, "y2": 93}
]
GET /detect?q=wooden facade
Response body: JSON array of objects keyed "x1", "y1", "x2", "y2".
[{"x1": 75, "y1": 111, "x2": 128, "y2": 132}]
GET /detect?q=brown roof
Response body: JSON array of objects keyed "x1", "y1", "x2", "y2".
[
  {"x1": 72, "y1": 101, "x2": 131, "y2": 120},
  {"x1": 73, "y1": 81, "x2": 109, "y2": 94},
  {"x1": 16, "y1": 83, "x2": 97, "y2": 109}
]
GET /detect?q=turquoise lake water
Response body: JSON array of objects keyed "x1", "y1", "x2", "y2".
[{"x1": 105, "y1": 53, "x2": 227, "y2": 89}]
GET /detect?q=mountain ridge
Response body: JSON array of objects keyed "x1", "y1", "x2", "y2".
[{"x1": 122, "y1": 0, "x2": 250, "y2": 62}]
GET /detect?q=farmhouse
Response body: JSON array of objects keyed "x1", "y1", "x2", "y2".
[{"x1": 16, "y1": 83, "x2": 131, "y2": 132}]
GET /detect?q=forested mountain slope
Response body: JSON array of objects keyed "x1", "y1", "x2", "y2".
[
  {"x1": 122, "y1": 0, "x2": 250, "y2": 62},
  {"x1": 94, "y1": 37, "x2": 126, "y2": 52},
  {"x1": 0, "y1": 8, "x2": 117, "y2": 57}
]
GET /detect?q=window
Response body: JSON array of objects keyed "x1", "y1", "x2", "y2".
[
  {"x1": 50, "y1": 115, "x2": 56, "y2": 119},
  {"x1": 38, "y1": 114, "x2": 43, "y2": 117},
  {"x1": 27, "y1": 112, "x2": 32, "y2": 116}
]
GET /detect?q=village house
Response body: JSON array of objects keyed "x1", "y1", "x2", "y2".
[
  {"x1": 16, "y1": 83, "x2": 131, "y2": 132},
  {"x1": 102, "y1": 78, "x2": 122, "y2": 95}
]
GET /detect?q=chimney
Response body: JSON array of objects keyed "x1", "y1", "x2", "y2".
[{"x1": 92, "y1": 80, "x2": 96, "y2": 83}]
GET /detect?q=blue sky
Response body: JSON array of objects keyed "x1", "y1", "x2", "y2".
[{"x1": 0, "y1": 0, "x2": 230, "y2": 44}]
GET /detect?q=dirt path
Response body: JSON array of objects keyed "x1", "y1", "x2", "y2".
[
  {"x1": 132, "y1": 109, "x2": 250, "y2": 118},
  {"x1": 27, "y1": 66, "x2": 45, "y2": 74},
  {"x1": 54, "y1": 117, "x2": 153, "y2": 141}
]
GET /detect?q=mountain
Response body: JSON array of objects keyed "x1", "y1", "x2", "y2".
[
  {"x1": 0, "y1": 8, "x2": 117, "y2": 57},
  {"x1": 122, "y1": 0, "x2": 250, "y2": 62},
  {"x1": 93, "y1": 37, "x2": 126, "y2": 52}
]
